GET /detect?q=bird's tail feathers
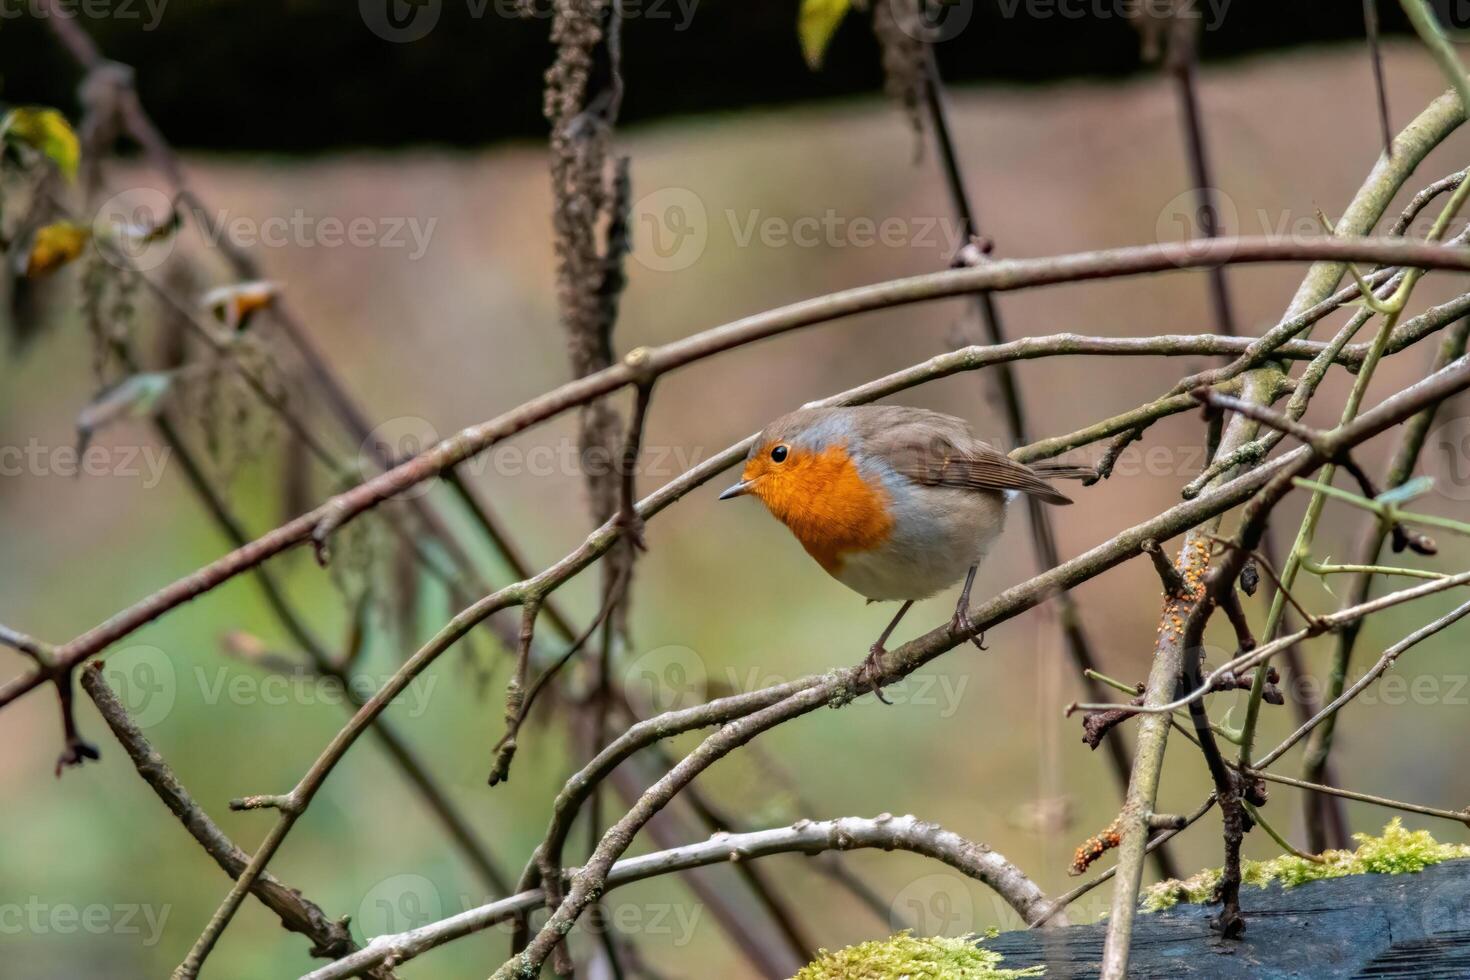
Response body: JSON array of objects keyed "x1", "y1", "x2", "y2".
[{"x1": 1028, "y1": 462, "x2": 1096, "y2": 482}]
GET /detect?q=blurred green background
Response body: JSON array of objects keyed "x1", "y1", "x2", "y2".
[{"x1": 4, "y1": 11, "x2": 1470, "y2": 979}]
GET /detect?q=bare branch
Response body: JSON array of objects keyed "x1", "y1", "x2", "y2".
[
  {"x1": 1255, "y1": 597, "x2": 1470, "y2": 770},
  {"x1": 1364, "y1": 0, "x2": 1393, "y2": 160},
  {"x1": 1032, "y1": 797, "x2": 1217, "y2": 928},
  {"x1": 309, "y1": 814, "x2": 1053, "y2": 980},
  {"x1": 0, "y1": 623, "x2": 54, "y2": 664},
  {"x1": 78, "y1": 664, "x2": 387, "y2": 975},
  {"x1": 1252, "y1": 769, "x2": 1470, "y2": 824},
  {"x1": 1096, "y1": 379, "x2": 1274, "y2": 966},
  {"x1": 923, "y1": 39, "x2": 1173, "y2": 876},
  {"x1": 1301, "y1": 313, "x2": 1470, "y2": 846},
  {"x1": 1076, "y1": 568, "x2": 1470, "y2": 718},
  {"x1": 1141, "y1": 539, "x2": 1191, "y2": 598},
  {"x1": 1100, "y1": 76, "x2": 1470, "y2": 966},
  {"x1": 486, "y1": 599, "x2": 543, "y2": 786},
  {"x1": 0, "y1": 317, "x2": 1417, "y2": 719}
]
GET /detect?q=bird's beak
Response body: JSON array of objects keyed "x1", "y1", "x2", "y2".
[{"x1": 718, "y1": 479, "x2": 754, "y2": 500}]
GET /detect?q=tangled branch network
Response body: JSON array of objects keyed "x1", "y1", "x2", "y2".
[{"x1": 7, "y1": 1, "x2": 1470, "y2": 978}]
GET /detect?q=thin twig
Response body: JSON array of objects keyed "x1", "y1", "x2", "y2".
[
  {"x1": 1075, "y1": 568, "x2": 1470, "y2": 717},
  {"x1": 110, "y1": 335, "x2": 513, "y2": 894},
  {"x1": 11, "y1": 294, "x2": 1451, "y2": 716},
  {"x1": 1302, "y1": 317, "x2": 1470, "y2": 847},
  {"x1": 1141, "y1": 539, "x2": 1190, "y2": 598},
  {"x1": 1097, "y1": 369, "x2": 1278, "y2": 970},
  {"x1": 1256, "y1": 597, "x2": 1470, "y2": 769},
  {"x1": 1169, "y1": 19, "x2": 1237, "y2": 337},
  {"x1": 509, "y1": 354, "x2": 1470, "y2": 977},
  {"x1": 1243, "y1": 801, "x2": 1323, "y2": 863},
  {"x1": 77, "y1": 664, "x2": 390, "y2": 975},
  {"x1": 1251, "y1": 769, "x2": 1470, "y2": 824},
  {"x1": 1365, "y1": 0, "x2": 1393, "y2": 160},
  {"x1": 487, "y1": 598, "x2": 543, "y2": 786},
  {"x1": 0, "y1": 623, "x2": 53, "y2": 663},
  {"x1": 1101, "y1": 81, "x2": 1470, "y2": 966},
  {"x1": 922, "y1": 43, "x2": 1168, "y2": 875}
]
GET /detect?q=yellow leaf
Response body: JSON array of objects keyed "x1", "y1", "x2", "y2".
[
  {"x1": 25, "y1": 222, "x2": 91, "y2": 278},
  {"x1": 3, "y1": 107, "x2": 81, "y2": 182},
  {"x1": 798, "y1": 0, "x2": 852, "y2": 70}
]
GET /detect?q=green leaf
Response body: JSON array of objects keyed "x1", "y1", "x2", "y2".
[
  {"x1": 798, "y1": 0, "x2": 852, "y2": 70},
  {"x1": 1375, "y1": 475, "x2": 1435, "y2": 507},
  {"x1": 2, "y1": 107, "x2": 81, "y2": 181},
  {"x1": 1216, "y1": 705, "x2": 1244, "y2": 741},
  {"x1": 75, "y1": 372, "x2": 174, "y2": 456},
  {"x1": 1314, "y1": 557, "x2": 1337, "y2": 597}
]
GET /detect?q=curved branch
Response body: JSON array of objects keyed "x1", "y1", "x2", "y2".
[
  {"x1": 304, "y1": 814, "x2": 1052, "y2": 980},
  {"x1": 499, "y1": 462, "x2": 1326, "y2": 975},
  {"x1": 171, "y1": 343, "x2": 1470, "y2": 980},
  {"x1": 11, "y1": 235, "x2": 1470, "y2": 715},
  {"x1": 523, "y1": 678, "x2": 824, "y2": 899}
]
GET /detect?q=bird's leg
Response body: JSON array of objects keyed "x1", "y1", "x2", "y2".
[
  {"x1": 862, "y1": 600, "x2": 913, "y2": 705},
  {"x1": 950, "y1": 564, "x2": 988, "y2": 651}
]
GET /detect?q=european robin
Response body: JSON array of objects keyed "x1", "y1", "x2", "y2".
[{"x1": 719, "y1": 405, "x2": 1091, "y2": 698}]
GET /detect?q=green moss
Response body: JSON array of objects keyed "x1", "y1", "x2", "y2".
[
  {"x1": 792, "y1": 931, "x2": 1044, "y2": 979},
  {"x1": 1142, "y1": 819, "x2": 1470, "y2": 912}
]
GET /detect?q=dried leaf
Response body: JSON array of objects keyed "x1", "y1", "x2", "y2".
[
  {"x1": 1239, "y1": 558, "x2": 1260, "y2": 596},
  {"x1": 798, "y1": 0, "x2": 853, "y2": 70},
  {"x1": 2, "y1": 107, "x2": 81, "y2": 181},
  {"x1": 201, "y1": 280, "x2": 281, "y2": 331},
  {"x1": 102, "y1": 201, "x2": 182, "y2": 249},
  {"x1": 23, "y1": 222, "x2": 91, "y2": 278}
]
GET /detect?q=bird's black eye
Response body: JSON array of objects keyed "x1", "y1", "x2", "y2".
[{"x1": 770, "y1": 444, "x2": 789, "y2": 463}]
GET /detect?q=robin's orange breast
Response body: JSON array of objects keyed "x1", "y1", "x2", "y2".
[{"x1": 754, "y1": 445, "x2": 894, "y2": 575}]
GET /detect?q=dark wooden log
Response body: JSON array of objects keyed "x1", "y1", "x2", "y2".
[{"x1": 987, "y1": 859, "x2": 1470, "y2": 978}]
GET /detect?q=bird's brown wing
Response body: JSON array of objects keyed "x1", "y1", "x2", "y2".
[{"x1": 860, "y1": 409, "x2": 1075, "y2": 505}]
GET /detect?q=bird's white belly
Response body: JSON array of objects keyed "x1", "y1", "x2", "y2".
[{"x1": 830, "y1": 488, "x2": 1007, "y2": 601}]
